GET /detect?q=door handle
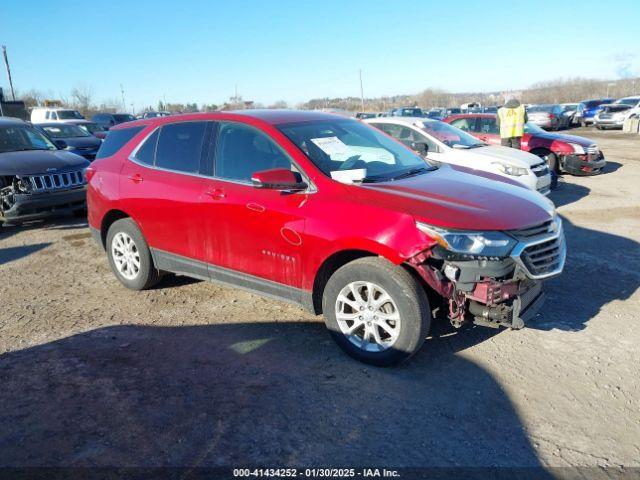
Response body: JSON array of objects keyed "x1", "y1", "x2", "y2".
[
  {"x1": 127, "y1": 173, "x2": 143, "y2": 183},
  {"x1": 205, "y1": 188, "x2": 226, "y2": 200}
]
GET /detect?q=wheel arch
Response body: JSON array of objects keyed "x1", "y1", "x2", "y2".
[
  {"x1": 311, "y1": 249, "x2": 381, "y2": 315},
  {"x1": 99, "y1": 209, "x2": 131, "y2": 249}
]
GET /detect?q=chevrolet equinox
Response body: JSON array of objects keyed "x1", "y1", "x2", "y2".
[{"x1": 87, "y1": 110, "x2": 566, "y2": 366}]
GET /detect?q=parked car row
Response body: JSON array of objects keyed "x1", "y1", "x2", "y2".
[
  {"x1": 442, "y1": 113, "x2": 606, "y2": 175},
  {"x1": 357, "y1": 95, "x2": 640, "y2": 133},
  {"x1": 30, "y1": 107, "x2": 136, "y2": 133},
  {"x1": 363, "y1": 116, "x2": 552, "y2": 194}
]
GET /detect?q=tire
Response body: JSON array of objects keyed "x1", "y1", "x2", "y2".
[
  {"x1": 106, "y1": 218, "x2": 160, "y2": 290},
  {"x1": 322, "y1": 257, "x2": 431, "y2": 366},
  {"x1": 546, "y1": 152, "x2": 559, "y2": 174}
]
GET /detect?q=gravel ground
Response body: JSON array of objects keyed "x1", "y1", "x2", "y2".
[{"x1": 0, "y1": 127, "x2": 638, "y2": 472}]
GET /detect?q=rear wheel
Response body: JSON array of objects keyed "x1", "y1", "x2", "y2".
[
  {"x1": 322, "y1": 257, "x2": 431, "y2": 366},
  {"x1": 106, "y1": 218, "x2": 160, "y2": 290}
]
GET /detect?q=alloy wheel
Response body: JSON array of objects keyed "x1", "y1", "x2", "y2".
[
  {"x1": 111, "y1": 232, "x2": 141, "y2": 280},
  {"x1": 335, "y1": 281, "x2": 401, "y2": 352}
]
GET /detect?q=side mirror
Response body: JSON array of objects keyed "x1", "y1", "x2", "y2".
[
  {"x1": 411, "y1": 141, "x2": 429, "y2": 155},
  {"x1": 251, "y1": 168, "x2": 308, "y2": 191},
  {"x1": 54, "y1": 139, "x2": 68, "y2": 150}
]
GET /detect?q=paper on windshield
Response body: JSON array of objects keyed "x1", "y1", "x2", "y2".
[
  {"x1": 330, "y1": 168, "x2": 366, "y2": 184},
  {"x1": 310, "y1": 136, "x2": 349, "y2": 156}
]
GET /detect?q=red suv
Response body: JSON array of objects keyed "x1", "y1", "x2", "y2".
[
  {"x1": 87, "y1": 111, "x2": 565, "y2": 365},
  {"x1": 443, "y1": 113, "x2": 606, "y2": 175}
]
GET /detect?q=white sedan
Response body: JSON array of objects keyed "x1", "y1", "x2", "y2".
[{"x1": 365, "y1": 117, "x2": 552, "y2": 195}]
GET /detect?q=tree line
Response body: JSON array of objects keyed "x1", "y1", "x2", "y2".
[
  {"x1": 12, "y1": 76, "x2": 639, "y2": 117},
  {"x1": 300, "y1": 77, "x2": 640, "y2": 112}
]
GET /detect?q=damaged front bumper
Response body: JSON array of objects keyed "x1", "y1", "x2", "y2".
[
  {"x1": 0, "y1": 186, "x2": 87, "y2": 224},
  {"x1": 408, "y1": 219, "x2": 565, "y2": 330},
  {"x1": 561, "y1": 153, "x2": 606, "y2": 175}
]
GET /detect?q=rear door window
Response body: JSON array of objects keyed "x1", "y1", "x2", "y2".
[
  {"x1": 96, "y1": 126, "x2": 144, "y2": 159},
  {"x1": 155, "y1": 121, "x2": 207, "y2": 173}
]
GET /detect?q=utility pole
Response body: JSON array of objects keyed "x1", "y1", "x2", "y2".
[
  {"x1": 359, "y1": 69, "x2": 365, "y2": 112},
  {"x1": 120, "y1": 84, "x2": 126, "y2": 112},
  {"x1": 2, "y1": 46, "x2": 16, "y2": 101}
]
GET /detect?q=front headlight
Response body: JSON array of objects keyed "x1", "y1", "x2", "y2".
[
  {"x1": 416, "y1": 222, "x2": 517, "y2": 258},
  {"x1": 492, "y1": 161, "x2": 529, "y2": 177},
  {"x1": 568, "y1": 143, "x2": 585, "y2": 154}
]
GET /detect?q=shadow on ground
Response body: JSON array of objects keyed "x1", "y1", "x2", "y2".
[
  {"x1": 0, "y1": 321, "x2": 552, "y2": 473},
  {"x1": 527, "y1": 215, "x2": 640, "y2": 332},
  {"x1": 601, "y1": 161, "x2": 622, "y2": 174},
  {"x1": 0, "y1": 242, "x2": 51, "y2": 265},
  {"x1": 549, "y1": 180, "x2": 590, "y2": 208}
]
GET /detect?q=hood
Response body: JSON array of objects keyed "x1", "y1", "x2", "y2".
[
  {"x1": 355, "y1": 164, "x2": 554, "y2": 231},
  {"x1": 530, "y1": 130, "x2": 594, "y2": 147},
  {"x1": 0, "y1": 150, "x2": 90, "y2": 176},
  {"x1": 462, "y1": 145, "x2": 543, "y2": 167},
  {"x1": 61, "y1": 136, "x2": 102, "y2": 149},
  {"x1": 504, "y1": 99, "x2": 521, "y2": 108}
]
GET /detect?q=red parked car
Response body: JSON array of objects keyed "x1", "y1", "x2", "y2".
[
  {"x1": 443, "y1": 113, "x2": 606, "y2": 175},
  {"x1": 87, "y1": 111, "x2": 565, "y2": 365}
]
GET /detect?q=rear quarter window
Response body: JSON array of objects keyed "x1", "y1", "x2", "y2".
[{"x1": 95, "y1": 126, "x2": 144, "y2": 159}]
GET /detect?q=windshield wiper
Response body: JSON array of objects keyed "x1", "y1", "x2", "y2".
[
  {"x1": 388, "y1": 167, "x2": 432, "y2": 181},
  {"x1": 11, "y1": 147, "x2": 50, "y2": 152},
  {"x1": 467, "y1": 143, "x2": 487, "y2": 149}
]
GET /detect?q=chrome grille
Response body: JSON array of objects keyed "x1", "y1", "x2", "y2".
[
  {"x1": 531, "y1": 162, "x2": 550, "y2": 178},
  {"x1": 25, "y1": 170, "x2": 86, "y2": 192},
  {"x1": 521, "y1": 236, "x2": 564, "y2": 277},
  {"x1": 509, "y1": 217, "x2": 566, "y2": 279},
  {"x1": 509, "y1": 219, "x2": 554, "y2": 239}
]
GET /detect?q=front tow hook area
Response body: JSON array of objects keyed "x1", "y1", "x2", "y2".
[{"x1": 469, "y1": 283, "x2": 545, "y2": 330}]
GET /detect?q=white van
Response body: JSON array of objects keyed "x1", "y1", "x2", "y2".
[{"x1": 30, "y1": 107, "x2": 85, "y2": 124}]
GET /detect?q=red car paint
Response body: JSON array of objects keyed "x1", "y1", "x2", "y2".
[
  {"x1": 442, "y1": 113, "x2": 605, "y2": 175},
  {"x1": 87, "y1": 111, "x2": 554, "y2": 300}
]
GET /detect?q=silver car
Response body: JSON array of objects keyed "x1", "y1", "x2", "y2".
[
  {"x1": 594, "y1": 104, "x2": 632, "y2": 130},
  {"x1": 527, "y1": 104, "x2": 567, "y2": 131}
]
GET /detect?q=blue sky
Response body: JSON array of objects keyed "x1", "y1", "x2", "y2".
[{"x1": 2, "y1": 0, "x2": 639, "y2": 109}]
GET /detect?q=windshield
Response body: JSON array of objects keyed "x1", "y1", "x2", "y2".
[
  {"x1": 0, "y1": 125, "x2": 57, "y2": 153},
  {"x1": 42, "y1": 124, "x2": 91, "y2": 138},
  {"x1": 56, "y1": 110, "x2": 84, "y2": 120},
  {"x1": 79, "y1": 123, "x2": 105, "y2": 134},
  {"x1": 584, "y1": 100, "x2": 610, "y2": 108},
  {"x1": 602, "y1": 105, "x2": 631, "y2": 112},
  {"x1": 113, "y1": 114, "x2": 135, "y2": 123},
  {"x1": 278, "y1": 119, "x2": 431, "y2": 183},
  {"x1": 615, "y1": 98, "x2": 639, "y2": 106},
  {"x1": 524, "y1": 122, "x2": 546, "y2": 134},
  {"x1": 527, "y1": 104, "x2": 555, "y2": 113},
  {"x1": 399, "y1": 108, "x2": 423, "y2": 116},
  {"x1": 420, "y1": 120, "x2": 484, "y2": 148}
]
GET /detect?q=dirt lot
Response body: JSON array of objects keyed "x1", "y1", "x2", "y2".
[{"x1": 0, "y1": 127, "x2": 639, "y2": 472}]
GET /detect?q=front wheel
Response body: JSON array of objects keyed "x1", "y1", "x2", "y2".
[{"x1": 322, "y1": 257, "x2": 431, "y2": 366}]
